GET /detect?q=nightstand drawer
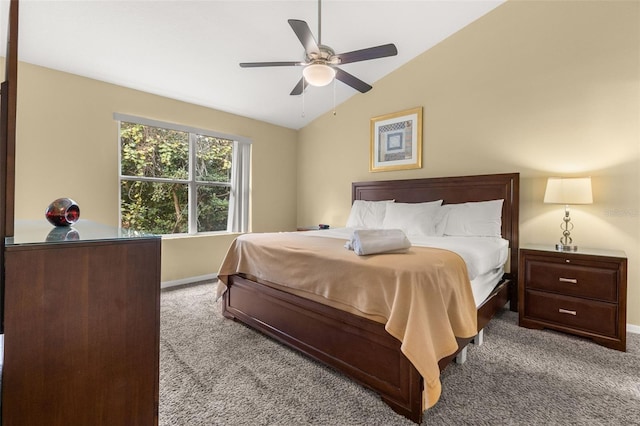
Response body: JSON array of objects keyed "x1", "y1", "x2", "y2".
[
  {"x1": 525, "y1": 260, "x2": 618, "y2": 302},
  {"x1": 524, "y1": 290, "x2": 618, "y2": 337}
]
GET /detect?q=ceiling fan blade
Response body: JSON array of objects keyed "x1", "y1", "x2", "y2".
[
  {"x1": 290, "y1": 78, "x2": 307, "y2": 96},
  {"x1": 240, "y1": 61, "x2": 303, "y2": 68},
  {"x1": 334, "y1": 68, "x2": 372, "y2": 93},
  {"x1": 288, "y1": 19, "x2": 320, "y2": 55},
  {"x1": 336, "y1": 43, "x2": 398, "y2": 65}
]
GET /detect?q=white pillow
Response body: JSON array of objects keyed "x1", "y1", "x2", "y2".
[
  {"x1": 345, "y1": 200, "x2": 394, "y2": 228},
  {"x1": 382, "y1": 200, "x2": 443, "y2": 236},
  {"x1": 440, "y1": 199, "x2": 504, "y2": 237}
]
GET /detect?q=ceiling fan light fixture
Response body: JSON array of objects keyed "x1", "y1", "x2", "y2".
[{"x1": 302, "y1": 63, "x2": 336, "y2": 87}]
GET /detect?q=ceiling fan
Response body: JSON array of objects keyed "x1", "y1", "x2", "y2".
[{"x1": 239, "y1": 0, "x2": 398, "y2": 96}]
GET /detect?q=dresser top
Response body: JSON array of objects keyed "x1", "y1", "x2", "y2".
[
  {"x1": 521, "y1": 243, "x2": 626, "y2": 259},
  {"x1": 5, "y1": 220, "x2": 158, "y2": 247}
]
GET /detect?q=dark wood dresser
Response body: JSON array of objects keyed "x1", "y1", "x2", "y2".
[
  {"x1": 2, "y1": 220, "x2": 161, "y2": 425},
  {"x1": 518, "y1": 244, "x2": 627, "y2": 351}
]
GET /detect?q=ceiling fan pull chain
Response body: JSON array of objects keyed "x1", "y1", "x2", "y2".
[
  {"x1": 301, "y1": 81, "x2": 306, "y2": 118},
  {"x1": 333, "y1": 78, "x2": 337, "y2": 116}
]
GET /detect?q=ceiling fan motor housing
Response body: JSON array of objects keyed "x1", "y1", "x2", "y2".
[{"x1": 305, "y1": 45, "x2": 339, "y2": 65}]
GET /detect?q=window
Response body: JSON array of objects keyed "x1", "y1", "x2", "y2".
[{"x1": 115, "y1": 114, "x2": 251, "y2": 235}]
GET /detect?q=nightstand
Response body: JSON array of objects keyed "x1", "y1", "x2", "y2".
[
  {"x1": 296, "y1": 225, "x2": 330, "y2": 231},
  {"x1": 518, "y1": 244, "x2": 627, "y2": 351}
]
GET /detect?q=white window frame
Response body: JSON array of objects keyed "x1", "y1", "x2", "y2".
[{"x1": 114, "y1": 113, "x2": 251, "y2": 235}]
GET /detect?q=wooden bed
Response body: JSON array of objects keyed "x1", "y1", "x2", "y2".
[{"x1": 222, "y1": 172, "x2": 519, "y2": 423}]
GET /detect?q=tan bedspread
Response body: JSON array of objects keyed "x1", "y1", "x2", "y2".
[{"x1": 217, "y1": 232, "x2": 478, "y2": 409}]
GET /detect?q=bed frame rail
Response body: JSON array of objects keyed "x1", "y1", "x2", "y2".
[
  {"x1": 223, "y1": 274, "x2": 423, "y2": 422},
  {"x1": 223, "y1": 275, "x2": 511, "y2": 423}
]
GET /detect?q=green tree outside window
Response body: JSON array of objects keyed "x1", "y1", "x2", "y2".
[{"x1": 120, "y1": 122, "x2": 233, "y2": 234}]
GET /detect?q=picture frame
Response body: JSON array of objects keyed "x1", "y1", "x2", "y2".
[{"x1": 370, "y1": 107, "x2": 423, "y2": 172}]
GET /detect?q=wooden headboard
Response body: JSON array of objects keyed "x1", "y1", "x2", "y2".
[{"x1": 352, "y1": 172, "x2": 520, "y2": 306}]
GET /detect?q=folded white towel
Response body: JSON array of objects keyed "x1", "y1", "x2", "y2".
[{"x1": 344, "y1": 229, "x2": 411, "y2": 256}]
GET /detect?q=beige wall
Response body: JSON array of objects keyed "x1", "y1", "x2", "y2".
[
  {"x1": 9, "y1": 61, "x2": 298, "y2": 282},
  {"x1": 4, "y1": 1, "x2": 638, "y2": 327},
  {"x1": 297, "y1": 1, "x2": 640, "y2": 327}
]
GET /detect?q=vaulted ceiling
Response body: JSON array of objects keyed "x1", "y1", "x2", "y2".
[{"x1": 1, "y1": 0, "x2": 504, "y2": 129}]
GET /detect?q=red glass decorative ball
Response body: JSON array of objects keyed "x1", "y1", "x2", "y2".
[{"x1": 45, "y1": 198, "x2": 80, "y2": 226}]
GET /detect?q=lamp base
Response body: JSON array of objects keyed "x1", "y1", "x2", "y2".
[{"x1": 555, "y1": 243, "x2": 578, "y2": 252}]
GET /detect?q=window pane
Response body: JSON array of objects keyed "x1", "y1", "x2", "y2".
[
  {"x1": 195, "y1": 135, "x2": 232, "y2": 183},
  {"x1": 197, "y1": 185, "x2": 230, "y2": 232},
  {"x1": 120, "y1": 122, "x2": 189, "y2": 179},
  {"x1": 121, "y1": 180, "x2": 188, "y2": 234}
]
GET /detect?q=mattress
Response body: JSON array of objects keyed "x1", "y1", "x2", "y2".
[{"x1": 302, "y1": 228, "x2": 509, "y2": 307}]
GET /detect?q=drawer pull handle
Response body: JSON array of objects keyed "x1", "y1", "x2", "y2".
[
  {"x1": 559, "y1": 277, "x2": 578, "y2": 284},
  {"x1": 559, "y1": 308, "x2": 577, "y2": 316}
]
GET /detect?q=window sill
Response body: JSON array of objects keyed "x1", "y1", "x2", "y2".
[{"x1": 160, "y1": 231, "x2": 243, "y2": 240}]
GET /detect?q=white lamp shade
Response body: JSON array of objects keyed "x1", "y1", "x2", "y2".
[
  {"x1": 302, "y1": 64, "x2": 336, "y2": 87},
  {"x1": 544, "y1": 177, "x2": 593, "y2": 205}
]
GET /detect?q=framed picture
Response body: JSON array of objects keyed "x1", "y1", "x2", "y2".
[{"x1": 370, "y1": 107, "x2": 422, "y2": 172}]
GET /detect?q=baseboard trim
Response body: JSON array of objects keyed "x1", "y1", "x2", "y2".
[
  {"x1": 159, "y1": 276, "x2": 640, "y2": 334},
  {"x1": 628, "y1": 323, "x2": 640, "y2": 335},
  {"x1": 161, "y1": 273, "x2": 218, "y2": 289}
]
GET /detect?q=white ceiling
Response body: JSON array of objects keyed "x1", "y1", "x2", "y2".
[{"x1": 1, "y1": 0, "x2": 504, "y2": 130}]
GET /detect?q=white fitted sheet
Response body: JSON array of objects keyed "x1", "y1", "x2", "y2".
[{"x1": 470, "y1": 267, "x2": 505, "y2": 307}]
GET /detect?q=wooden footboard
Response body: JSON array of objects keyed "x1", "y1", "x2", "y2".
[{"x1": 223, "y1": 273, "x2": 511, "y2": 423}]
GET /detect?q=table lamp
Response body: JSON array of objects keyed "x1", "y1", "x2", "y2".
[{"x1": 543, "y1": 177, "x2": 593, "y2": 251}]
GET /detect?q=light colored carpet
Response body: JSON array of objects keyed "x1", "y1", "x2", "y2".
[{"x1": 160, "y1": 282, "x2": 640, "y2": 425}]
